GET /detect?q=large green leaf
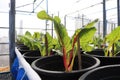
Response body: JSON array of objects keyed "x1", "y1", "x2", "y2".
[
  {"x1": 46, "y1": 15, "x2": 72, "y2": 53},
  {"x1": 80, "y1": 27, "x2": 96, "y2": 43},
  {"x1": 73, "y1": 27, "x2": 96, "y2": 52},
  {"x1": 81, "y1": 43, "x2": 94, "y2": 52},
  {"x1": 37, "y1": 10, "x2": 53, "y2": 21},
  {"x1": 104, "y1": 26, "x2": 120, "y2": 56},
  {"x1": 106, "y1": 26, "x2": 120, "y2": 44},
  {"x1": 84, "y1": 19, "x2": 98, "y2": 28}
]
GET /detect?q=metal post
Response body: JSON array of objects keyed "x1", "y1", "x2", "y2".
[
  {"x1": 45, "y1": 0, "x2": 48, "y2": 32},
  {"x1": 98, "y1": 21, "x2": 100, "y2": 36},
  {"x1": 82, "y1": 14, "x2": 84, "y2": 27},
  {"x1": 51, "y1": 14, "x2": 53, "y2": 37},
  {"x1": 64, "y1": 15, "x2": 67, "y2": 28},
  {"x1": 117, "y1": 0, "x2": 120, "y2": 26},
  {"x1": 103, "y1": 0, "x2": 107, "y2": 38},
  {"x1": 58, "y1": 11, "x2": 60, "y2": 17},
  {"x1": 9, "y1": 0, "x2": 16, "y2": 72},
  {"x1": 111, "y1": 22, "x2": 115, "y2": 31}
]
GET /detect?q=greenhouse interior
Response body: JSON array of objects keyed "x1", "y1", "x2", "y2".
[{"x1": 0, "y1": 0, "x2": 120, "y2": 80}]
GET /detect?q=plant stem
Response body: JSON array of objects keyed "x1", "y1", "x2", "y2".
[
  {"x1": 45, "y1": 34, "x2": 48, "y2": 56},
  {"x1": 77, "y1": 37, "x2": 82, "y2": 70},
  {"x1": 111, "y1": 43, "x2": 114, "y2": 56}
]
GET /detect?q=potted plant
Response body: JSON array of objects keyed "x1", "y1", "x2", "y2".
[
  {"x1": 31, "y1": 10, "x2": 100, "y2": 80},
  {"x1": 79, "y1": 64, "x2": 120, "y2": 80},
  {"x1": 23, "y1": 31, "x2": 60, "y2": 64},
  {"x1": 16, "y1": 31, "x2": 43, "y2": 54},
  {"x1": 19, "y1": 31, "x2": 42, "y2": 64},
  {"x1": 84, "y1": 26, "x2": 120, "y2": 66}
]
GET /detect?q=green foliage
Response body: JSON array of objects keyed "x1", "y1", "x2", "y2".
[
  {"x1": 104, "y1": 26, "x2": 120, "y2": 56},
  {"x1": 114, "y1": 41, "x2": 120, "y2": 56},
  {"x1": 17, "y1": 31, "x2": 42, "y2": 50},
  {"x1": 73, "y1": 19, "x2": 98, "y2": 52},
  {"x1": 17, "y1": 31, "x2": 60, "y2": 56},
  {"x1": 91, "y1": 35, "x2": 103, "y2": 49},
  {"x1": 39, "y1": 32, "x2": 60, "y2": 56}
]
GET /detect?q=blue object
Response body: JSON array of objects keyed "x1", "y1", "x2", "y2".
[
  {"x1": 11, "y1": 57, "x2": 29, "y2": 80},
  {"x1": 16, "y1": 68, "x2": 29, "y2": 80},
  {"x1": 11, "y1": 57, "x2": 19, "y2": 79}
]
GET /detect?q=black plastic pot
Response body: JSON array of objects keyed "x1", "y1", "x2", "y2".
[
  {"x1": 15, "y1": 43, "x2": 25, "y2": 48},
  {"x1": 84, "y1": 49, "x2": 120, "y2": 66},
  {"x1": 31, "y1": 54, "x2": 100, "y2": 80},
  {"x1": 17, "y1": 46, "x2": 30, "y2": 54},
  {"x1": 79, "y1": 64, "x2": 120, "y2": 80},
  {"x1": 23, "y1": 50, "x2": 41, "y2": 65}
]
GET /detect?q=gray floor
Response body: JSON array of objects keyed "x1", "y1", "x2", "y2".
[
  {"x1": 0, "y1": 55, "x2": 9, "y2": 67},
  {"x1": 0, "y1": 55, "x2": 11, "y2": 80}
]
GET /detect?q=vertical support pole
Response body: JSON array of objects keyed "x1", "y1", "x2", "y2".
[
  {"x1": 64, "y1": 15, "x2": 67, "y2": 28},
  {"x1": 58, "y1": 11, "x2": 60, "y2": 17},
  {"x1": 103, "y1": 0, "x2": 107, "y2": 38},
  {"x1": 9, "y1": 0, "x2": 16, "y2": 71},
  {"x1": 111, "y1": 23, "x2": 115, "y2": 31},
  {"x1": 82, "y1": 14, "x2": 84, "y2": 27},
  {"x1": 98, "y1": 21, "x2": 100, "y2": 36},
  {"x1": 51, "y1": 14, "x2": 53, "y2": 37},
  {"x1": 117, "y1": 0, "x2": 120, "y2": 26},
  {"x1": 113, "y1": 23, "x2": 116, "y2": 29},
  {"x1": 45, "y1": 0, "x2": 48, "y2": 32},
  {"x1": 32, "y1": 0, "x2": 36, "y2": 13}
]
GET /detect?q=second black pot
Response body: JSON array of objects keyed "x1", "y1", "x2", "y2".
[
  {"x1": 31, "y1": 54, "x2": 100, "y2": 80},
  {"x1": 84, "y1": 49, "x2": 120, "y2": 66},
  {"x1": 17, "y1": 46, "x2": 30, "y2": 54},
  {"x1": 79, "y1": 64, "x2": 120, "y2": 80},
  {"x1": 23, "y1": 50, "x2": 41, "y2": 65}
]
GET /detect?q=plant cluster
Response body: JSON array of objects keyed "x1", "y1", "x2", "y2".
[
  {"x1": 17, "y1": 31, "x2": 60, "y2": 56},
  {"x1": 103, "y1": 26, "x2": 120, "y2": 56},
  {"x1": 89, "y1": 26, "x2": 120, "y2": 57}
]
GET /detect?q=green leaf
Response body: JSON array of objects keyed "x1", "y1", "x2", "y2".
[
  {"x1": 80, "y1": 27, "x2": 96, "y2": 43},
  {"x1": 25, "y1": 31, "x2": 32, "y2": 37},
  {"x1": 106, "y1": 26, "x2": 120, "y2": 43},
  {"x1": 84, "y1": 19, "x2": 98, "y2": 28},
  {"x1": 53, "y1": 17, "x2": 72, "y2": 53},
  {"x1": 114, "y1": 41, "x2": 120, "y2": 55},
  {"x1": 40, "y1": 45, "x2": 46, "y2": 56},
  {"x1": 33, "y1": 32, "x2": 41, "y2": 41},
  {"x1": 46, "y1": 32, "x2": 54, "y2": 55},
  {"x1": 37, "y1": 10, "x2": 53, "y2": 21},
  {"x1": 105, "y1": 26, "x2": 120, "y2": 56},
  {"x1": 81, "y1": 43, "x2": 94, "y2": 52}
]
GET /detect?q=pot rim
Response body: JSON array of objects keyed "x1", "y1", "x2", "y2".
[
  {"x1": 79, "y1": 64, "x2": 120, "y2": 80},
  {"x1": 31, "y1": 55, "x2": 100, "y2": 74},
  {"x1": 23, "y1": 50, "x2": 41, "y2": 58},
  {"x1": 84, "y1": 51, "x2": 120, "y2": 58}
]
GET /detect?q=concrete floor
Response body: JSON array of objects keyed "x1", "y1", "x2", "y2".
[{"x1": 0, "y1": 55, "x2": 10, "y2": 67}]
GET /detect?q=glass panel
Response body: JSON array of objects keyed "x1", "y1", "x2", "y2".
[{"x1": 0, "y1": 29, "x2": 9, "y2": 41}]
